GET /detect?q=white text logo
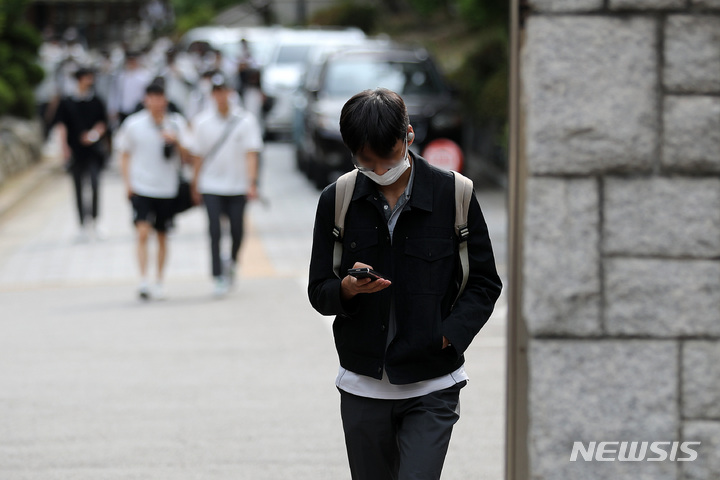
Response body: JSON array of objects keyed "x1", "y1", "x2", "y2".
[{"x1": 569, "y1": 441, "x2": 701, "y2": 462}]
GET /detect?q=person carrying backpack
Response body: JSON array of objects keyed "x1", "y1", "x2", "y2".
[{"x1": 308, "y1": 88, "x2": 503, "y2": 480}]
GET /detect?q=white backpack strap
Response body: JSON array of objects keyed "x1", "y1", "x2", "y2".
[
  {"x1": 332, "y1": 170, "x2": 358, "y2": 278},
  {"x1": 453, "y1": 171, "x2": 474, "y2": 306}
]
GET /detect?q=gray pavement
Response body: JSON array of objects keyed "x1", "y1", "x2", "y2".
[{"x1": 0, "y1": 141, "x2": 507, "y2": 479}]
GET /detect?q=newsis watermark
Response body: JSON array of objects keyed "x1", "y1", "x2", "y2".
[{"x1": 570, "y1": 441, "x2": 701, "y2": 462}]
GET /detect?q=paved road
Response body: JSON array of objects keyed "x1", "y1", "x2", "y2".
[{"x1": 0, "y1": 142, "x2": 507, "y2": 479}]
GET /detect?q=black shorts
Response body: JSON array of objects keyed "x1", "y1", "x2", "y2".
[{"x1": 131, "y1": 194, "x2": 175, "y2": 232}]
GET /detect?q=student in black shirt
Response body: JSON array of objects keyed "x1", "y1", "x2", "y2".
[{"x1": 55, "y1": 67, "x2": 109, "y2": 241}]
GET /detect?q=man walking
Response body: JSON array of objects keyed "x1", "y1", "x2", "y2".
[
  {"x1": 191, "y1": 75, "x2": 263, "y2": 297},
  {"x1": 308, "y1": 88, "x2": 502, "y2": 479},
  {"x1": 55, "y1": 66, "x2": 108, "y2": 241},
  {"x1": 108, "y1": 51, "x2": 152, "y2": 127},
  {"x1": 117, "y1": 82, "x2": 193, "y2": 300}
]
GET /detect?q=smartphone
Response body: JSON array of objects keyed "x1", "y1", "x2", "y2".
[{"x1": 347, "y1": 267, "x2": 388, "y2": 281}]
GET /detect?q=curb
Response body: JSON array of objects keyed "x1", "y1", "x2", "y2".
[{"x1": 0, "y1": 158, "x2": 61, "y2": 221}]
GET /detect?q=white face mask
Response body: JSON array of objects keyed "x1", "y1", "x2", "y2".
[
  {"x1": 360, "y1": 155, "x2": 410, "y2": 186},
  {"x1": 355, "y1": 136, "x2": 411, "y2": 186}
]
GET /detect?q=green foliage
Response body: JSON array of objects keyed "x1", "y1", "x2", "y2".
[
  {"x1": 405, "y1": 0, "x2": 443, "y2": 15},
  {"x1": 171, "y1": 0, "x2": 251, "y2": 34},
  {"x1": 6, "y1": 22, "x2": 42, "y2": 50},
  {"x1": 24, "y1": 61, "x2": 45, "y2": 85},
  {"x1": 0, "y1": 0, "x2": 27, "y2": 22},
  {"x1": 0, "y1": 77, "x2": 14, "y2": 112},
  {"x1": 0, "y1": 43, "x2": 11, "y2": 66},
  {"x1": 456, "y1": 0, "x2": 508, "y2": 30},
  {"x1": 310, "y1": 1, "x2": 378, "y2": 34},
  {"x1": 171, "y1": 0, "x2": 243, "y2": 18},
  {"x1": 448, "y1": 28, "x2": 508, "y2": 122},
  {"x1": 0, "y1": 0, "x2": 44, "y2": 118},
  {"x1": 174, "y1": 5, "x2": 216, "y2": 36}
]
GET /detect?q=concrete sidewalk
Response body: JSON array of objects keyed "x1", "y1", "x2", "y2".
[{"x1": 0, "y1": 141, "x2": 507, "y2": 479}]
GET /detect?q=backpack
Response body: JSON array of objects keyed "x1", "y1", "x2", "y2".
[{"x1": 332, "y1": 169, "x2": 474, "y2": 306}]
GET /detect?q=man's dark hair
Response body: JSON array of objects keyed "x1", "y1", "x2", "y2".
[
  {"x1": 145, "y1": 80, "x2": 165, "y2": 96},
  {"x1": 340, "y1": 88, "x2": 409, "y2": 157},
  {"x1": 74, "y1": 67, "x2": 95, "y2": 80}
]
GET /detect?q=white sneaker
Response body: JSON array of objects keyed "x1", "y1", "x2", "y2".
[
  {"x1": 89, "y1": 222, "x2": 106, "y2": 242},
  {"x1": 153, "y1": 284, "x2": 167, "y2": 301},
  {"x1": 212, "y1": 276, "x2": 229, "y2": 298},
  {"x1": 223, "y1": 259, "x2": 237, "y2": 286},
  {"x1": 138, "y1": 282, "x2": 151, "y2": 301},
  {"x1": 74, "y1": 228, "x2": 90, "y2": 244}
]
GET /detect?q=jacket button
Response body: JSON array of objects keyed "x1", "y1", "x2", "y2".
[
  {"x1": 381, "y1": 324, "x2": 386, "y2": 331},
  {"x1": 377, "y1": 367, "x2": 382, "y2": 373},
  {"x1": 350, "y1": 242, "x2": 356, "y2": 248}
]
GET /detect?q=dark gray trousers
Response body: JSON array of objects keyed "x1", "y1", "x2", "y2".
[
  {"x1": 202, "y1": 194, "x2": 247, "y2": 277},
  {"x1": 70, "y1": 159, "x2": 102, "y2": 226},
  {"x1": 339, "y1": 381, "x2": 465, "y2": 480}
]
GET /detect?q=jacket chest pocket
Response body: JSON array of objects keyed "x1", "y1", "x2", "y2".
[
  {"x1": 403, "y1": 237, "x2": 456, "y2": 294},
  {"x1": 342, "y1": 229, "x2": 380, "y2": 271}
]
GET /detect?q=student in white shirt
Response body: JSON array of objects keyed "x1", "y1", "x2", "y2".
[
  {"x1": 191, "y1": 75, "x2": 263, "y2": 297},
  {"x1": 108, "y1": 51, "x2": 152, "y2": 126},
  {"x1": 117, "y1": 82, "x2": 193, "y2": 300}
]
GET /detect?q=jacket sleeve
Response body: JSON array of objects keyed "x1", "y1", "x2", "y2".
[
  {"x1": 441, "y1": 192, "x2": 503, "y2": 355},
  {"x1": 308, "y1": 184, "x2": 359, "y2": 317}
]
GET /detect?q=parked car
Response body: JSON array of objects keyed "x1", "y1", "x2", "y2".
[
  {"x1": 295, "y1": 44, "x2": 465, "y2": 189},
  {"x1": 260, "y1": 27, "x2": 366, "y2": 138}
]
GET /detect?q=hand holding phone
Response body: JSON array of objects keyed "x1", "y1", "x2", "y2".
[
  {"x1": 347, "y1": 267, "x2": 388, "y2": 281},
  {"x1": 341, "y1": 264, "x2": 392, "y2": 300}
]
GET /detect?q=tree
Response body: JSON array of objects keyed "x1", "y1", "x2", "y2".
[{"x1": 0, "y1": 0, "x2": 44, "y2": 118}]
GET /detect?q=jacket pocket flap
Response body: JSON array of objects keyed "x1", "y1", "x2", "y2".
[{"x1": 344, "y1": 230, "x2": 379, "y2": 252}]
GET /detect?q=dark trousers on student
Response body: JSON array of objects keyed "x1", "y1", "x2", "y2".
[
  {"x1": 70, "y1": 159, "x2": 102, "y2": 226},
  {"x1": 203, "y1": 194, "x2": 247, "y2": 277},
  {"x1": 339, "y1": 381, "x2": 465, "y2": 480}
]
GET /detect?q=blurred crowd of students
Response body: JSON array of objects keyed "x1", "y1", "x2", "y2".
[
  {"x1": 36, "y1": 29, "x2": 264, "y2": 136},
  {"x1": 41, "y1": 29, "x2": 265, "y2": 301}
]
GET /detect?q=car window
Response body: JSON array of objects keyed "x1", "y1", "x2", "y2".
[
  {"x1": 322, "y1": 59, "x2": 443, "y2": 96},
  {"x1": 276, "y1": 44, "x2": 313, "y2": 64}
]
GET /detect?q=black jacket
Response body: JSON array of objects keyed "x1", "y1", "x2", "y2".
[{"x1": 308, "y1": 154, "x2": 502, "y2": 385}]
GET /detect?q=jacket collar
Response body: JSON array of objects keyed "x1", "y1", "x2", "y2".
[{"x1": 351, "y1": 151, "x2": 434, "y2": 212}]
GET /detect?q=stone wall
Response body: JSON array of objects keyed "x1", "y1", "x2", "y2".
[
  {"x1": 520, "y1": 2, "x2": 720, "y2": 479},
  {"x1": 0, "y1": 118, "x2": 43, "y2": 188}
]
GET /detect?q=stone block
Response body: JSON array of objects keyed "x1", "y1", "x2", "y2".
[
  {"x1": 663, "y1": 96, "x2": 720, "y2": 173},
  {"x1": 682, "y1": 421, "x2": 720, "y2": 480},
  {"x1": 691, "y1": 0, "x2": 720, "y2": 7},
  {"x1": 529, "y1": 340, "x2": 678, "y2": 479},
  {"x1": 604, "y1": 177, "x2": 720, "y2": 257},
  {"x1": 523, "y1": 16, "x2": 658, "y2": 174},
  {"x1": 664, "y1": 15, "x2": 720, "y2": 94},
  {"x1": 683, "y1": 341, "x2": 720, "y2": 419},
  {"x1": 529, "y1": 0, "x2": 603, "y2": 11},
  {"x1": 605, "y1": 259, "x2": 720, "y2": 336},
  {"x1": 523, "y1": 178, "x2": 601, "y2": 336},
  {"x1": 610, "y1": 0, "x2": 685, "y2": 8}
]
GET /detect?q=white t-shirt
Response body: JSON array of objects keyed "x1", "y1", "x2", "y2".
[
  {"x1": 110, "y1": 67, "x2": 153, "y2": 115},
  {"x1": 192, "y1": 109, "x2": 263, "y2": 196},
  {"x1": 336, "y1": 365, "x2": 468, "y2": 400},
  {"x1": 116, "y1": 110, "x2": 192, "y2": 199}
]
